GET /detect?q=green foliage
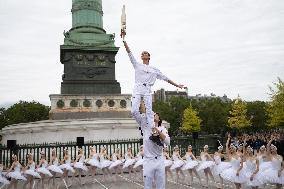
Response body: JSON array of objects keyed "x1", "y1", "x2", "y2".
[
  {"x1": 0, "y1": 108, "x2": 8, "y2": 130},
  {"x1": 180, "y1": 106, "x2": 201, "y2": 133},
  {"x1": 228, "y1": 97, "x2": 251, "y2": 129},
  {"x1": 1, "y1": 101, "x2": 50, "y2": 128},
  {"x1": 247, "y1": 101, "x2": 268, "y2": 131},
  {"x1": 267, "y1": 77, "x2": 284, "y2": 128}
]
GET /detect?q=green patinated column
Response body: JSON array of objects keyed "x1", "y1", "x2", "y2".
[{"x1": 60, "y1": 0, "x2": 121, "y2": 95}]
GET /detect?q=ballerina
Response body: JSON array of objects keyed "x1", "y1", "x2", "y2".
[
  {"x1": 170, "y1": 145, "x2": 185, "y2": 183},
  {"x1": 181, "y1": 145, "x2": 201, "y2": 186},
  {"x1": 109, "y1": 148, "x2": 123, "y2": 180},
  {"x1": 122, "y1": 146, "x2": 136, "y2": 179},
  {"x1": 133, "y1": 145, "x2": 144, "y2": 181},
  {"x1": 0, "y1": 164, "x2": 10, "y2": 187},
  {"x1": 86, "y1": 146, "x2": 100, "y2": 182},
  {"x1": 220, "y1": 134, "x2": 246, "y2": 189},
  {"x1": 163, "y1": 147, "x2": 173, "y2": 181},
  {"x1": 23, "y1": 153, "x2": 41, "y2": 189},
  {"x1": 99, "y1": 146, "x2": 113, "y2": 182},
  {"x1": 197, "y1": 145, "x2": 216, "y2": 187},
  {"x1": 73, "y1": 148, "x2": 88, "y2": 185},
  {"x1": 212, "y1": 145, "x2": 231, "y2": 189},
  {"x1": 47, "y1": 148, "x2": 63, "y2": 187},
  {"x1": 262, "y1": 136, "x2": 284, "y2": 189},
  {"x1": 256, "y1": 145, "x2": 271, "y2": 171},
  {"x1": 59, "y1": 148, "x2": 75, "y2": 187},
  {"x1": 243, "y1": 146, "x2": 265, "y2": 189},
  {"x1": 6, "y1": 154, "x2": 26, "y2": 189},
  {"x1": 37, "y1": 151, "x2": 52, "y2": 188}
]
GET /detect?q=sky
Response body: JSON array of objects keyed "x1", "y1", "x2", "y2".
[{"x1": 0, "y1": 0, "x2": 284, "y2": 107}]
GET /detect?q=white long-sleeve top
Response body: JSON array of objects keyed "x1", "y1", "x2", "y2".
[
  {"x1": 134, "y1": 112, "x2": 170, "y2": 158},
  {"x1": 128, "y1": 52, "x2": 169, "y2": 95}
]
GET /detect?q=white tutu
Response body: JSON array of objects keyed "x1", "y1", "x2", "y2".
[
  {"x1": 212, "y1": 162, "x2": 231, "y2": 175},
  {"x1": 170, "y1": 160, "x2": 185, "y2": 170},
  {"x1": 24, "y1": 169, "x2": 41, "y2": 178},
  {"x1": 59, "y1": 163, "x2": 75, "y2": 173},
  {"x1": 7, "y1": 171, "x2": 27, "y2": 181},
  {"x1": 133, "y1": 159, "x2": 144, "y2": 169},
  {"x1": 262, "y1": 168, "x2": 284, "y2": 184},
  {"x1": 182, "y1": 160, "x2": 199, "y2": 170},
  {"x1": 86, "y1": 159, "x2": 100, "y2": 168},
  {"x1": 100, "y1": 160, "x2": 112, "y2": 169},
  {"x1": 0, "y1": 175, "x2": 10, "y2": 185},
  {"x1": 220, "y1": 167, "x2": 246, "y2": 183},
  {"x1": 47, "y1": 165, "x2": 63, "y2": 174},
  {"x1": 37, "y1": 167, "x2": 52, "y2": 177},
  {"x1": 197, "y1": 161, "x2": 215, "y2": 171},
  {"x1": 74, "y1": 162, "x2": 88, "y2": 171},
  {"x1": 259, "y1": 161, "x2": 271, "y2": 171},
  {"x1": 164, "y1": 159, "x2": 173, "y2": 167},
  {"x1": 109, "y1": 160, "x2": 123, "y2": 169},
  {"x1": 245, "y1": 171, "x2": 265, "y2": 186},
  {"x1": 123, "y1": 159, "x2": 136, "y2": 169}
]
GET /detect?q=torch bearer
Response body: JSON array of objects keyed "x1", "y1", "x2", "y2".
[{"x1": 121, "y1": 5, "x2": 126, "y2": 40}]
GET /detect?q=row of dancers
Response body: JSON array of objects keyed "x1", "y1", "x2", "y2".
[
  {"x1": 163, "y1": 134, "x2": 284, "y2": 189},
  {"x1": 1, "y1": 135, "x2": 284, "y2": 189},
  {"x1": 0, "y1": 145, "x2": 144, "y2": 189}
]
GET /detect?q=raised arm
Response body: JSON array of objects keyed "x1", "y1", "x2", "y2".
[
  {"x1": 123, "y1": 40, "x2": 131, "y2": 53},
  {"x1": 226, "y1": 133, "x2": 231, "y2": 156},
  {"x1": 168, "y1": 80, "x2": 185, "y2": 89}
]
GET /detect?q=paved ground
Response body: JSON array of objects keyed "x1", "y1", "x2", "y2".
[{"x1": 2, "y1": 173, "x2": 279, "y2": 189}]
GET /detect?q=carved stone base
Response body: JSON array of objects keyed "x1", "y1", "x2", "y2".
[{"x1": 49, "y1": 94, "x2": 132, "y2": 120}]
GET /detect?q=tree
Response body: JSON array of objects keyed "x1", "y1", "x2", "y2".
[
  {"x1": 228, "y1": 96, "x2": 251, "y2": 130},
  {"x1": 192, "y1": 98, "x2": 231, "y2": 134},
  {"x1": 3, "y1": 101, "x2": 50, "y2": 127},
  {"x1": 180, "y1": 106, "x2": 201, "y2": 133},
  {"x1": 153, "y1": 97, "x2": 190, "y2": 136},
  {"x1": 267, "y1": 77, "x2": 284, "y2": 128},
  {"x1": 0, "y1": 108, "x2": 7, "y2": 130},
  {"x1": 247, "y1": 101, "x2": 268, "y2": 131}
]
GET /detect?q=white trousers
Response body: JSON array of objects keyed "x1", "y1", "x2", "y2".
[
  {"x1": 143, "y1": 156, "x2": 165, "y2": 189},
  {"x1": 131, "y1": 94, "x2": 154, "y2": 128}
]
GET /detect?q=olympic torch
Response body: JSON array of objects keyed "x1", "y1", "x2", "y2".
[{"x1": 120, "y1": 5, "x2": 126, "y2": 40}]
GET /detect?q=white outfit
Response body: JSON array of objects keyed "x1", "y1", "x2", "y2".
[
  {"x1": 128, "y1": 52, "x2": 169, "y2": 128},
  {"x1": 170, "y1": 152, "x2": 185, "y2": 170},
  {"x1": 47, "y1": 158, "x2": 63, "y2": 174},
  {"x1": 133, "y1": 152, "x2": 144, "y2": 169},
  {"x1": 0, "y1": 167, "x2": 10, "y2": 185},
  {"x1": 24, "y1": 162, "x2": 41, "y2": 178},
  {"x1": 182, "y1": 152, "x2": 199, "y2": 170},
  {"x1": 257, "y1": 154, "x2": 271, "y2": 171},
  {"x1": 133, "y1": 112, "x2": 170, "y2": 189},
  {"x1": 220, "y1": 157, "x2": 246, "y2": 184},
  {"x1": 262, "y1": 157, "x2": 284, "y2": 184},
  {"x1": 37, "y1": 160, "x2": 53, "y2": 177},
  {"x1": 59, "y1": 157, "x2": 75, "y2": 173},
  {"x1": 122, "y1": 152, "x2": 136, "y2": 169},
  {"x1": 196, "y1": 154, "x2": 215, "y2": 171},
  {"x1": 6, "y1": 163, "x2": 26, "y2": 180},
  {"x1": 244, "y1": 159, "x2": 265, "y2": 187},
  {"x1": 74, "y1": 155, "x2": 88, "y2": 172},
  {"x1": 109, "y1": 153, "x2": 123, "y2": 169},
  {"x1": 99, "y1": 154, "x2": 112, "y2": 169},
  {"x1": 212, "y1": 154, "x2": 231, "y2": 175},
  {"x1": 86, "y1": 153, "x2": 101, "y2": 168},
  {"x1": 163, "y1": 153, "x2": 173, "y2": 168}
]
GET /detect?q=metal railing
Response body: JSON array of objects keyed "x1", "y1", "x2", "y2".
[{"x1": 0, "y1": 135, "x2": 223, "y2": 168}]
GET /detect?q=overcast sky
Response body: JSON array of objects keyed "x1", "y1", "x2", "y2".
[{"x1": 0, "y1": 0, "x2": 284, "y2": 107}]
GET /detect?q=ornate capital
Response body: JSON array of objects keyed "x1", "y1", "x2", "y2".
[{"x1": 72, "y1": 0, "x2": 103, "y2": 14}]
